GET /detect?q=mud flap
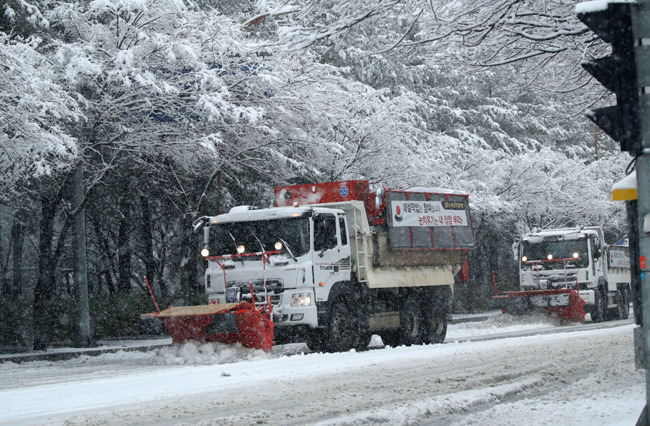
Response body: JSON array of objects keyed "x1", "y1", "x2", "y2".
[{"x1": 149, "y1": 302, "x2": 275, "y2": 352}]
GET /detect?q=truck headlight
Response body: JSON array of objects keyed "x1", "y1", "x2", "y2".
[{"x1": 291, "y1": 292, "x2": 311, "y2": 307}]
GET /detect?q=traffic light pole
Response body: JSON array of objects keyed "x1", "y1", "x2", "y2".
[
  {"x1": 635, "y1": 3, "x2": 650, "y2": 424},
  {"x1": 638, "y1": 156, "x2": 650, "y2": 426},
  {"x1": 576, "y1": 2, "x2": 650, "y2": 423}
]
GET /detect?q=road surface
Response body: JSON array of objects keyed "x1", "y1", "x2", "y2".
[{"x1": 0, "y1": 314, "x2": 643, "y2": 425}]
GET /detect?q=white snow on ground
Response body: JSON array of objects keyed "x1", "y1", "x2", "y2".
[
  {"x1": 0, "y1": 313, "x2": 644, "y2": 425},
  {"x1": 447, "y1": 311, "x2": 562, "y2": 339}
]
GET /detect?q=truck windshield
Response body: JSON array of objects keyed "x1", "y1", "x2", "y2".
[
  {"x1": 208, "y1": 217, "x2": 310, "y2": 257},
  {"x1": 521, "y1": 238, "x2": 589, "y2": 264}
]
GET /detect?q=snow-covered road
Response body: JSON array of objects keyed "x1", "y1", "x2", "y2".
[{"x1": 0, "y1": 313, "x2": 644, "y2": 425}]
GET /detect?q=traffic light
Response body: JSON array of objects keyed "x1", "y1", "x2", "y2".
[{"x1": 577, "y1": 3, "x2": 641, "y2": 153}]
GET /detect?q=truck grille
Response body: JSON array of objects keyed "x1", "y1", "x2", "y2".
[
  {"x1": 533, "y1": 273, "x2": 578, "y2": 289},
  {"x1": 225, "y1": 280, "x2": 283, "y2": 306}
]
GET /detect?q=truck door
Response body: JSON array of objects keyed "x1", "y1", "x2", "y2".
[
  {"x1": 590, "y1": 235, "x2": 602, "y2": 280},
  {"x1": 312, "y1": 213, "x2": 352, "y2": 302}
]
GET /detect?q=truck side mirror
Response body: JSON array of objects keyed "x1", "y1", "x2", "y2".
[
  {"x1": 203, "y1": 226, "x2": 210, "y2": 246},
  {"x1": 512, "y1": 240, "x2": 520, "y2": 264},
  {"x1": 192, "y1": 216, "x2": 210, "y2": 233}
]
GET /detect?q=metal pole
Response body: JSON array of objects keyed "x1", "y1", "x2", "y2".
[
  {"x1": 633, "y1": 3, "x2": 650, "y2": 423},
  {"x1": 639, "y1": 154, "x2": 650, "y2": 426}
]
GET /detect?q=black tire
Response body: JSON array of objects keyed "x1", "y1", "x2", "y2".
[
  {"x1": 617, "y1": 287, "x2": 630, "y2": 320},
  {"x1": 306, "y1": 328, "x2": 327, "y2": 353},
  {"x1": 356, "y1": 332, "x2": 373, "y2": 351},
  {"x1": 591, "y1": 287, "x2": 606, "y2": 323},
  {"x1": 381, "y1": 330, "x2": 403, "y2": 348},
  {"x1": 324, "y1": 298, "x2": 360, "y2": 352},
  {"x1": 424, "y1": 310, "x2": 447, "y2": 344},
  {"x1": 400, "y1": 296, "x2": 425, "y2": 346},
  {"x1": 423, "y1": 289, "x2": 450, "y2": 344}
]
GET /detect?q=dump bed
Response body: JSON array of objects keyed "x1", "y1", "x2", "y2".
[
  {"x1": 274, "y1": 180, "x2": 474, "y2": 250},
  {"x1": 275, "y1": 180, "x2": 474, "y2": 289},
  {"x1": 383, "y1": 188, "x2": 474, "y2": 250},
  {"x1": 605, "y1": 238, "x2": 631, "y2": 285}
]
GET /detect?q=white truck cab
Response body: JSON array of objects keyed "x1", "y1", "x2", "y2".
[
  {"x1": 513, "y1": 227, "x2": 631, "y2": 321},
  {"x1": 199, "y1": 206, "x2": 351, "y2": 330}
]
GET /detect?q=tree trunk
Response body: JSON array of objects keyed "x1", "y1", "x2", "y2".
[
  {"x1": 10, "y1": 218, "x2": 25, "y2": 296},
  {"x1": 140, "y1": 196, "x2": 165, "y2": 295},
  {"x1": 117, "y1": 189, "x2": 131, "y2": 293},
  {"x1": 179, "y1": 218, "x2": 203, "y2": 305},
  {"x1": 33, "y1": 198, "x2": 59, "y2": 350},
  {"x1": 89, "y1": 209, "x2": 117, "y2": 294}
]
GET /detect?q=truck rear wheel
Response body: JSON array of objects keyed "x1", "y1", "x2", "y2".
[
  {"x1": 380, "y1": 295, "x2": 426, "y2": 347},
  {"x1": 424, "y1": 310, "x2": 447, "y2": 344},
  {"x1": 617, "y1": 287, "x2": 630, "y2": 320},
  {"x1": 356, "y1": 332, "x2": 373, "y2": 350},
  {"x1": 381, "y1": 331, "x2": 402, "y2": 348},
  {"x1": 400, "y1": 295, "x2": 426, "y2": 346},
  {"x1": 423, "y1": 287, "x2": 450, "y2": 344}
]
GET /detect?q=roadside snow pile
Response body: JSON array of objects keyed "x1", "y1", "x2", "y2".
[
  {"x1": 447, "y1": 312, "x2": 561, "y2": 339},
  {"x1": 154, "y1": 341, "x2": 271, "y2": 365}
]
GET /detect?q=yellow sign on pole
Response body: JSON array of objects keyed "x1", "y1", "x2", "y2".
[{"x1": 612, "y1": 170, "x2": 638, "y2": 201}]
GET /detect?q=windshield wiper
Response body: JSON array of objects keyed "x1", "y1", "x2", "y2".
[
  {"x1": 250, "y1": 231, "x2": 266, "y2": 253},
  {"x1": 226, "y1": 231, "x2": 244, "y2": 262},
  {"x1": 279, "y1": 238, "x2": 297, "y2": 262}
]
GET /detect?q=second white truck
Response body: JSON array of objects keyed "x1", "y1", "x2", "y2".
[{"x1": 495, "y1": 226, "x2": 631, "y2": 322}]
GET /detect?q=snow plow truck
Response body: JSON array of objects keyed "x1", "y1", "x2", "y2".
[
  {"x1": 143, "y1": 180, "x2": 474, "y2": 352},
  {"x1": 493, "y1": 227, "x2": 631, "y2": 322}
]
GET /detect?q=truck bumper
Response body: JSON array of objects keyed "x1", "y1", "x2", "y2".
[
  {"x1": 579, "y1": 289, "x2": 595, "y2": 305},
  {"x1": 273, "y1": 301, "x2": 318, "y2": 328}
]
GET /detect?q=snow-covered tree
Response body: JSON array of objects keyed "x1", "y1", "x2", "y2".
[
  {"x1": 0, "y1": 0, "x2": 634, "y2": 345},
  {"x1": 0, "y1": 33, "x2": 80, "y2": 201}
]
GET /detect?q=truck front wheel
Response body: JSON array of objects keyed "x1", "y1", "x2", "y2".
[
  {"x1": 591, "y1": 287, "x2": 607, "y2": 323},
  {"x1": 324, "y1": 298, "x2": 360, "y2": 352}
]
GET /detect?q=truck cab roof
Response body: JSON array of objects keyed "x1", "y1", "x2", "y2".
[
  {"x1": 521, "y1": 227, "x2": 602, "y2": 243},
  {"x1": 209, "y1": 205, "x2": 343, "y2": 224}
]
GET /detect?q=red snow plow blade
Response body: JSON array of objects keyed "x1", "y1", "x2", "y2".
[
  {"x1": 492, "y1": 289, "x2": 586, "y2": 322},
  {"x1": 143, "y1": 302, "x2": 275, "y2": 352}
]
